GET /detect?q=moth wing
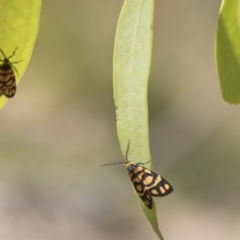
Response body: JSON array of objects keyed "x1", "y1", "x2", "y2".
[
  {"x1": 4, "y1": 86, "x2": 16, "y2": 98},
  {"x1": 140, "y1": 191, "x2": 152, "y2": 209},
  {"x1": 0, "y1": 89, "x2": 4, "y2": 96},
  {"x1": 141, "y1": 168, "x2": 173, "y2": 197},
  {"x1": 5, "y1": 76, "x2": 16, "y2": 86},
  {"x1": 128, "y1": 165, "x2": 153, "y2": 209}
]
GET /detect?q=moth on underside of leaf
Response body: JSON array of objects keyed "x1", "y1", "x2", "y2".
[
  {"x1": 0, "y1": 47, "x2": 22, "y2": 98},
  {"x1": 102, "y1": 141, "x2": 173, "y2": 209}
]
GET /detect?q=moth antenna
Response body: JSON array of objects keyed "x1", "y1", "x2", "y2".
[
  {"x1": 0, "y1": 49, "x2": 6, "y2": 58},
  {"x1": 139, "y1": 160, "x2": 151, "y2": 166},
  {"x1": 125, "y1": 139, "x2": 131, "y2": 161},
  {"x1": 101, "y1": 161, "x2": 125, "y2": 167},
  {"x1": 8, "y1": 47, "x2": 18, "y2": 59}
]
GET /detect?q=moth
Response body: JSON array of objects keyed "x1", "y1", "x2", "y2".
[
  {"x1": 102, "y1": 141, "x2": 173, "y2": 209},
  {"x1": 0, "y1": 47, "x2": 21, "y2": 98}
]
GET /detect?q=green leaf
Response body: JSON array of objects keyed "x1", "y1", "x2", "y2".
[
  {"x1": 0, "y1": 0, "x2": 42, "y2": 109},
  {"x1": 216, "y1": 0, "x2": 240, "y2": 104},
  {"x1": 113, "y1": 0, "x2": 164, "y2": 239}
]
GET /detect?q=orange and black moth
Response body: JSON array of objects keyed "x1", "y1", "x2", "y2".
[
  {"x1": 103, "y1": 141, "x2": 173, "y2": 209},
  {"x1": 0, "y1": 47, "x2": 21, "y2": 98},
  {"x1": 124, "y1": 160, "x2": 173, "y2": 209}
]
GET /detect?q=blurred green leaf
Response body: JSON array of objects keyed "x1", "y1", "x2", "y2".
[
  {"x1": 113, "y1": 0, "x2": 164, "y2": 239},
  {"x1": 0, "y1": 0, "x2": 42, "y2": 109},
  {"x1": 216, "y1": 0, "x2": 240, "y2": 104}
]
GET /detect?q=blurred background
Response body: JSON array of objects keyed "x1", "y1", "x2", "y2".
[{"x1": 1, "y1": 0, "x2": 240, "y2": 239}]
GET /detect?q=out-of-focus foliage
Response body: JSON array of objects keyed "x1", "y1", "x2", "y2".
[
  {"x1": 0, "y1": 0, "x2": 41, "y2": 108},
  {"x1": 1, "y1": 0, "x2": 240, "y2": 240},
  {"x1": 216, "y1": 0, "x2": 240, "y2": 104}
]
